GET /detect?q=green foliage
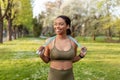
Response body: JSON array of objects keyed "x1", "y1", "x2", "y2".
[
  {"x1": 0, "y1": 0, "x2": 8, "y2": 11},
  {"x1": 35, "y1": 0, "x2": 120, "y2": 39},
  {"x1": 32, "y1": 18, "x2": 42, "y2": 37},
  {"x1": 33, "y1": 24, "x2": 42, "y2": 37},
  {"x1": 0, "y1": 37, "x2": 120, "y2": 80},
  {"x1": 114, "y1": 18, "x2": 120, "y2": 30},
  {"x1": 13, "y1": 0, "x2": 33, "y2": 31}
]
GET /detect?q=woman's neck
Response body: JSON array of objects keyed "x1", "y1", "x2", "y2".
[{"x1": 56, "y1": 34, "x2": 67, "y2": 40}]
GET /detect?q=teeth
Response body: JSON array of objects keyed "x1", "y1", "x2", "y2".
[{"x1": 56, "y1": 30, "x2": 60, "y2": 31}]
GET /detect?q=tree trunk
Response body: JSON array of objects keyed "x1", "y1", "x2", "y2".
[
  {"x1": 12, "y1": 25, "x2": 17, "y2": 39},
  {"x1": 13, "y1": 26, "x2": 17, "y2": 39},
  {"x1": 71, "y1": 26, "x2": 76, "y2": 37},
  {"x1": 0, "y1": 20, "x2": 3, "y2": 43},
  {"x1": 92, "y1": 26, "x2": 97, "y2": 41},
  {"x1": 7, "y1": 19, "x2": 12, "y2": 41},
  {"x1": 18, "y1": 25, "x2": 23, "y2": 38},
  {"x1": 92, "y1": 32, "x2": 96, "y2": 41},
  {"x1": 108, "y1": 27, "x2": 112, "y2": 40},
  {"x1": 119, "y1": 31, "x2": 120, "y2": 41}
]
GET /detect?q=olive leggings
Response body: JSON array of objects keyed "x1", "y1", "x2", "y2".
[{"x1": 48, "y1": 67, "x2": 74, "y2": 80}]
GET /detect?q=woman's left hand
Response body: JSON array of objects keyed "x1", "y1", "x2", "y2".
[{"x1": 79, "y1": 47, "x2": 87, "y2": 58}]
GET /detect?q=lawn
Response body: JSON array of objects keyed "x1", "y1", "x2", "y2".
[{"x1": 0, "y1": 37, "x2": 120, "y2": 80}]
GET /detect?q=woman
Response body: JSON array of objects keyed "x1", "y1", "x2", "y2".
[{"x1": 38, "y1": 15, "x2": 87, "y2": 80}]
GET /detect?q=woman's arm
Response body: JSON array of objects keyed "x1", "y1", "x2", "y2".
[
  {"x1": 39, "y1": 46, "x2": 50, "y2": 63},
  {"x1": 72, "y1": 53, "x2": 85, "y2": 63},
  {"x1": 38, "y1": 38, "x2": 52, "y2": 63},
  {"x1": 72, "y1": 45, "x2": 83, "y2": 63},
  {"x1": 72, "y1": 43, "x2": 87, "y2": 63},
  {"x1": 69, "y1": 39, "x2": 82, "y2": 63}
]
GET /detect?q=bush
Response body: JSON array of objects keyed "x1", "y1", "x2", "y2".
[{"x1": 33, "y1": 24, "x2": 42, "y2": 37}]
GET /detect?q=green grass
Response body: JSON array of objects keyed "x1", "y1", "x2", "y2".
[{"x1": 0, "y1": 37, "x2": 120, "y2": 80}]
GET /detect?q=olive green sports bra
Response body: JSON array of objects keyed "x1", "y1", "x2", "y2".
[{"x1": 50, "y1": 38, "x2": 75, "y2": 60}]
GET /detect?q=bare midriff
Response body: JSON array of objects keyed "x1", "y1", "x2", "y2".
[{"x1": 50, "y1": 60, "x2": 73, "y2": 70}]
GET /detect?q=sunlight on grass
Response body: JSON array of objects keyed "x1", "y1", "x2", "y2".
[{"x1": 0, "y1": 37, "x2": 120, "y2": 80}]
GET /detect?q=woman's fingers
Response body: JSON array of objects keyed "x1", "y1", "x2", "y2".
[
  {"x1": 81, "y1": 47, "x2": 87, "y2": 53},
  {"x1": 79, "y1": 47, "x2": 87, "y2": 58},
  {"x1": 38, "y1": 46, "x2": 45, "y2": 51},
  {"x1": 36, "y1": 46, "x2": 45, "y2": 55}
]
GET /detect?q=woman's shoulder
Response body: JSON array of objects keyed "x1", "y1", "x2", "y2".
[
  {"x1": 68, "y1": 36, "x2": 79, "y2": 47},
  {"x1": 70, "y1": 39, "x2": 78, "y2": 48},
  {"x1": 45, "y1": 36, "x2": 56, "y2": 46}
]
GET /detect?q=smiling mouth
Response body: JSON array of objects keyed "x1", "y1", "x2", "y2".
[
  {"x1": 56, "y1": 29, "x2": 60, "y2": 32},
  {"x1": 56, "y1": 29, "x2": 62, "y2": 32}
]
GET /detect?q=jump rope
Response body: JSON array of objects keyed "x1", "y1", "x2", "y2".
[{"x1": 36, "y1": 36, "x2": 87, "y2": 55}]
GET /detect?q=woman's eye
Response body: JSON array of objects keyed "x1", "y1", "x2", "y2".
[
  {"x1": 54, "y1": 23, "x2": 64, "y2": 26},
  {"x1": 60, "y1": 23, "x2": 64, "y2": 26}
]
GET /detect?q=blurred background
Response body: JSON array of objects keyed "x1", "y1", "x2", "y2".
[{"x1": 0, "y1": 0, "x2": 120, "y2": 43}]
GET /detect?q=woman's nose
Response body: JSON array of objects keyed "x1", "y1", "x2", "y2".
[{"x1": 55, "y1": 24, "x2": 60, "y2": 28}]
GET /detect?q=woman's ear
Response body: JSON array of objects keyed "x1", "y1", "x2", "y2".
[{"x1": 67, "y1": 25, "x2": 69, "y2": 29}]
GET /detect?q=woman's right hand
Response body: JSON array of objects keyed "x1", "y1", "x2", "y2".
[{"x1": 36, "y1": 46, "x2": 45, "y2": 56}]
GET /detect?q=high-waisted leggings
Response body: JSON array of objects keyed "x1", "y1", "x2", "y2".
[{"x1": 48, "y1": 67, "x2": 74, "y2": 80}]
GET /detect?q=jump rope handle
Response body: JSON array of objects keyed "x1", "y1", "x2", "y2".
[{"x1": 36, "y1": 46, "x2": 45, "y2": 55}]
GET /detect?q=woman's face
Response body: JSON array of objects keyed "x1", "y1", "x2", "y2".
[{"x1": 54, "y1": 17, "x2": 69, "y2": 35}]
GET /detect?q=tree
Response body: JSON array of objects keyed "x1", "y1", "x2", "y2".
[
  {"x1": 97, "y1": 0, "x2": 120, "y2": 40},
  {"x1": 37, "y1": 0, "x2": 120, "y2": 41},
  {"x1": 13, "y1": 0, "x2": 33, "y2": 38},
  {"x1": 6, "y1": 0, "x2": 18, "y2": 41},
  {"x1": 114, "y1": 19, "x2": 120, "y2": 41},
  {"x1": 33, "y1": 17, "x2": 43, "y2": 37},
  {"x1": 0, "y1": 0, "x2": 10, "y2": 43}
]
